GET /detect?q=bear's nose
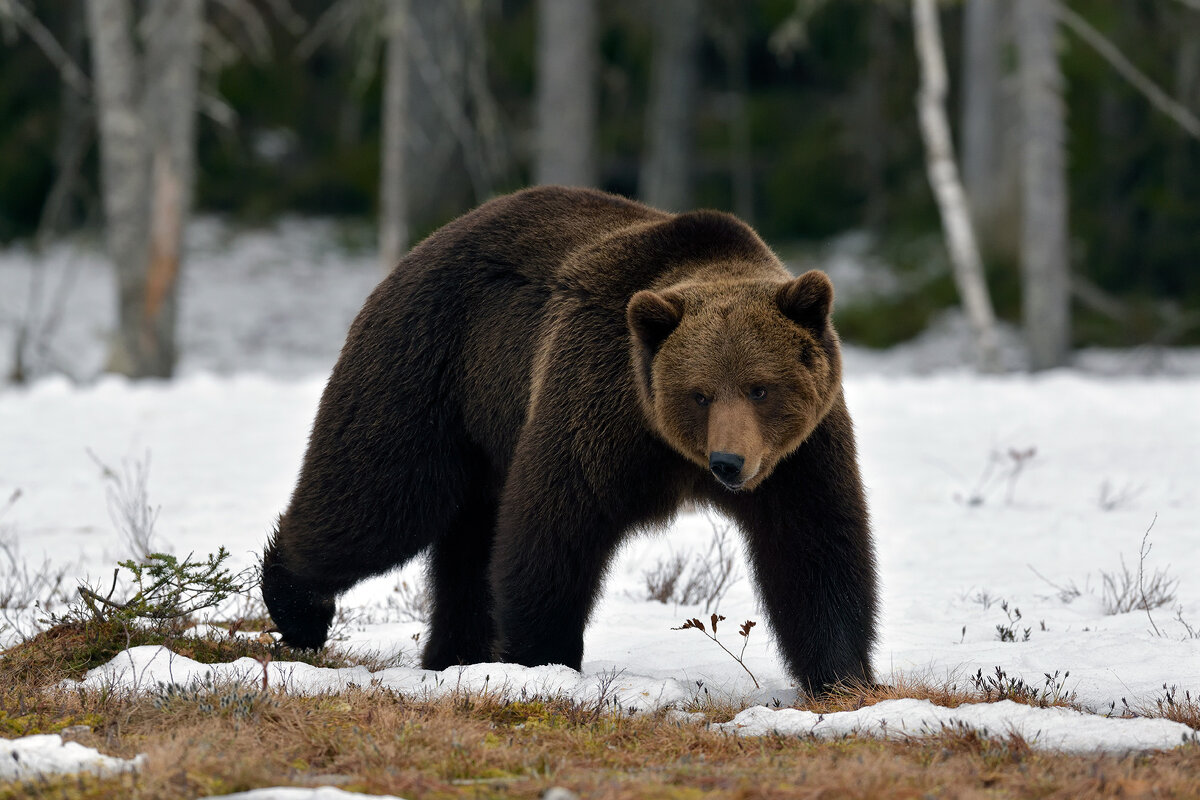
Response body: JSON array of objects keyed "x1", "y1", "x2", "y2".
[{"x1": 709, "y1": 451, "x2": 745, "y2": 487}]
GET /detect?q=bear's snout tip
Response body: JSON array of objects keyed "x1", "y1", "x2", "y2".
[{"x1": 709, "y1": 451, "x2": 746, "y2": 489}]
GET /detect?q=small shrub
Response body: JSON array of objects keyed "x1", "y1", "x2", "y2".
[
  {"x1": 88, "y1": 449, "x2": 161, "y2": 562},
  {"x1": 1097, "y1": 479, "x2": 1144, "y2": 512},
  {"x1": 1148, "y1": 684, "x2": 1200, "y2": 729},
  {"x1": 151, "y1": 671, "x2": 276, "y2": 719},
  {"x1": 386, "y1": 579, "x2": 431, "y2": 623},
  {"x1": 74, "y1": 549, "x2": 253, "y2": 627},
  {"x1": 994, "y1": 601, "x2": 1030, "y2": 643},
  {"x1": 643, "y1": 553, "x2": 688, "y2": 604},
  {"x1": 643, "y1": 516, "x2": 741, "y2": 613},
  {"x1": 970, "y1": 666, "x2": 1076, "y2": 708},
  {"x1": 1099, "y1": 557, "x2": 1176, "y2": 616},
  {"x1": 956, "y1": 446, "x2": 1037, "y2": 506}
]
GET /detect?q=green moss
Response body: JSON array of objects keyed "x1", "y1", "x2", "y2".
[{"x1": 0, "y1": 710, "x2": 102, "y2": 737}]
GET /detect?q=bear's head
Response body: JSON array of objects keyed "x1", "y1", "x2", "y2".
[{"x1": 627, "y1": 270, "x2": 842, "y2": 491}]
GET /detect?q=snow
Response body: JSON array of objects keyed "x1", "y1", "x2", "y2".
[
  {"x1": 75, "y1": 645, "x2": 695, "y2": 710},
  {"x1": 0, "y1": 734, "x2": 144, "y2": 781},
  {"x1": 204, "y1": 786, "x2": 405, "y2": 800},
  {"x1": 716, "y1": 699, "x2": 1198, "y2": 754},
  {"x1": 203, "y1": 790, "x2": 405, "y2": 800},
  {"x1": 2, "y1": 219, "x2": 1198, "y2": 764}
]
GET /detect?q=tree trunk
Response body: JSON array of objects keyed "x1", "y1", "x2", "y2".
[
  {"x1": 87, "y1": 0, "x2": 201, "y2": 378},
  {"x1": 912, "y1": 0, "x2": 1002, "y2": 373},
  {"x1": 1016, "y1": 0, "x2": 1071, "y2": 370},
  {"x1": 641, "y1": 0, "x2": 701, "y2": 211},
  {"x1": 960, "y1": 1, "x2": 1000, "y2": 229},
  {"x1": 534, "y1": 0, "x2": 597, "y2": 186},
  {"x1": 379, "y1": 0, "x2": 410, "y2": 273}
]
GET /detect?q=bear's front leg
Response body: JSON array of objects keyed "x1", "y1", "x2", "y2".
[
  {"x1": 721, "y1": 400, "x2": 878, "y2": 696},
  {"x1": 488, "y1": 438, "x2": 626, "y2": 671}
]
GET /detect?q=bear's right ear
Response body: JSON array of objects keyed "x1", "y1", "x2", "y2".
[
  {"x1": 776, "y1": 270, "x2": 834, "y2": 331},
  {"x1": 627, "y1": 290, "x2": 685, "y2": 353}
]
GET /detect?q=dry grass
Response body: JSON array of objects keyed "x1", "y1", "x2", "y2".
[
  {"x1": 1, "y1": 620, "x2": 1197, "y2": 799},
  {"x1": 0, "y1": 682, "x2": 1197, "y2": 800}
]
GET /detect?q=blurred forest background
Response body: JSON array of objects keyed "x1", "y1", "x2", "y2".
[{"x1": 1, "y1": 0, "x2": 1198, "y2": 379}]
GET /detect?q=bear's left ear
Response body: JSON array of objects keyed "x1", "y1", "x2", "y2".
[
  {"x1": 776, "y1": 270, "x2": 833, "y2": 330},
  {"x1": 627, "y1": 290, "x2": 685, "y2": 353}
]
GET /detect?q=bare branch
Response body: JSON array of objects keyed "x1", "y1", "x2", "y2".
[
  {"x1": 211, "y1": 0, "x2": 273, "y2": 62},
  {"x1": 198, "y1": 91, "x2": 238, "y2": 128},
  {"x1": 911, "y1": 0, "x2": 1002, "y2": 372},
  {"x1": 0, "y1": 0, "x2": 91, "y2": 95},
  {"x1": 262, "y1": 0, "x2": 307, "y2": 36},
  {"x1": 1138, "y1": 514, "x2": 1163, "y2": 637},
  {"x1": 294, "y1": 0, "x2": 361, "y2": 60},
  {"x1": 1055, "y1": 3, "x2": 1200, "y2": 140},
  {"x1": 406, "y1": 9, "x2": 494, "y2": 201}
]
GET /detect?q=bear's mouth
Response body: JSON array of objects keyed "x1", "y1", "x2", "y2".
[{"x1": 714, "y1": 476, "x2": 745, "y2": 491}]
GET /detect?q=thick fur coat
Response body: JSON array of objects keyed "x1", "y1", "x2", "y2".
[{"x1": 262, "y1": 186, "x2": 878, "y2": 694}]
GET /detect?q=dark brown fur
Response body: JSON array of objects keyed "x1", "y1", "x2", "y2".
[{"x1": 262, "y1": 186, "x2": 878, "y2": 694}]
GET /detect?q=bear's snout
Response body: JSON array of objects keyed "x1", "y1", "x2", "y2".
[{"x1": 709, "y1": 451, "x2": 746, "y2": 489}]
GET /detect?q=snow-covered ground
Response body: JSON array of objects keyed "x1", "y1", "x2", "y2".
[
  {"x1": 0, "y1": 734, "x2": 143, "y2": 782},
  {"x1": 1, "y1": 220, "x2": 1198, "y2": 770}
]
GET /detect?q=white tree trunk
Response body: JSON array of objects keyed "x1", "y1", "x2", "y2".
[
  {"x1": 380, "y1": 0, "x2": 410, "y2": 273},
  {"x1": 1017, "y1": 0, "x2": 1071, "y2": 370},
  {"x1": 87, "y1": 0, "x2": 201, "y2": 378},
  {"x1": 641, "y1": 0, "x2": 701, "y2": 211},
  {"x1": 534, "y1": 0, "x2": 597, "y2": 186},
  {"x1": 912, "y1": 0, "x2": 1002, "y2": 373}
]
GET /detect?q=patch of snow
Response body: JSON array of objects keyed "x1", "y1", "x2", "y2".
[
  {"x1": 203, "y1": 789, "x2": 405, "y2": 800},
  {"x1": 73, "y1": 645, "x2": 694, "y2": 713},
  {"x1": 0, "y1": 734, "x2": 144, "y2": 782},
  {"x1": 715, "y1": 699, "x2": 1199, "y2": 754}
]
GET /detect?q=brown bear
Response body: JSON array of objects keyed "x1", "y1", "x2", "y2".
[{"x1": 262, "y1": 185, "x2": 877, "y2": 695}]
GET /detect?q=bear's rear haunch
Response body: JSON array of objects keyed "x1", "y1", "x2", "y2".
[{"x1": 262, "y1": 186, "x2": 878, "y2": 695}]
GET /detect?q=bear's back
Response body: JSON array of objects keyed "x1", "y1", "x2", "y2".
[{"x1": 406, "y1": 186, "x2": 669, "y2": 288}]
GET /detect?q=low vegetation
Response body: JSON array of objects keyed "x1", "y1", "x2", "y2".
[
  {"x1": 0, "y1": 554, "x2": 1195, "y2": 799},
  {"x1": 0, "y1": 664, "x2": 1197, "y2": 800},
  {"x1": 0, "y1": 515, "x2": 1195, "y2": 797}
]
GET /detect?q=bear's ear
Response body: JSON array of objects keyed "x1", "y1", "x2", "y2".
[
  {"x1": 627, "y1": 290, "x2": 685, "y2": 352},
  {"x1": 776, "y1": 270, "x2": 834, "y2": 330}
]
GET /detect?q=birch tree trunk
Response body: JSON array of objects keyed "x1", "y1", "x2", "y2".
[
  {"x1": 87, "y1": 0, "x2": 202, "y2": 378},
  {"x1": 641, "y1": 0, "x2": 701, "y2": 211},
  {"x1": 912, "y1": 0, "x2": 1002, "y2": 373},
  {"x1": 534, "y1": 0, "x2": 597, "y2": 186},
  {"x1": 379, "y1": 0, "x2": 410, "y2": 273},
  {"x1": 1016, "y1": 0, "x2": 1071, "y2": 370}
]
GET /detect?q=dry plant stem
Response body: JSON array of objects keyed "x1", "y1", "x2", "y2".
[
  {"x1": 1139, "y1": 514, "x2": 1162, "y2": 636},
  {"x1": 677, "y1": 615, "x2": 760, "y2": 689}
]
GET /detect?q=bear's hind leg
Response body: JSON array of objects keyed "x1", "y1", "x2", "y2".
[
  {"x1": 261, "y1": 539, "x2": 337, "y2": 650},
  {"x1": 420, "y1": 495, "x2": 499, "y2": 670},
  {"x1": 263, "y1": 436, "x2": 476, "y2": 651}
]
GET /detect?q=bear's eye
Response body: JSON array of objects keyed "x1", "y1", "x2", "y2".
[
  {"x1": 693, "y1": 393, "x2": 710, "y2": 408},
  {"x1": 749, "y1": 387, "x2": 768, "y2": 402}
]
